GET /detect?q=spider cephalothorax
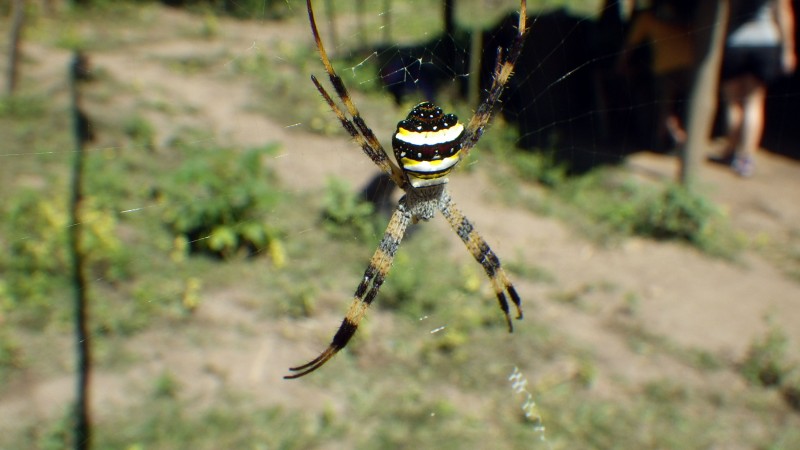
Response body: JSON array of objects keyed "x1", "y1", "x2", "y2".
[
  {"x1": 392, "y1": 102, "x2": 464, "y2": 187},
  {"x1": 286, "y1": 0, "x2": 527, "y2": 379}
]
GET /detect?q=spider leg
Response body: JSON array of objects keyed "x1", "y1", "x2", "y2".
[
  {"x1": 306, "y1": 0, "x2": 407, "y2": 189},
  {"x1": 460, "y1": 0, "x2": 528, "y2": 158},
  {"x1": 439, "y1": 192, "x2": 522, "y2": 332},
  {"x1": 285, "y1": 201, "x2": 412, "y2": 379},
  {"x1": 310, "y1": 75, "x2": 407, "y2": 188}
]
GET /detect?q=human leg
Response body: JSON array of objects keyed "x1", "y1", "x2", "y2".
[
  {"x1": 728, "y1": 75, "x2": 766, "y2": 177},
  {"x1": 738, "y1": 74, "x2": 767, "y2": 158},
  {"x1": 721, "y1": 77, "x2": 745, "y2": 159}
]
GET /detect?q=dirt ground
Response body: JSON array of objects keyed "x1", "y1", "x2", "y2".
[{"x1": 3, "y1": 4, "x2": 800, "y2": 444}]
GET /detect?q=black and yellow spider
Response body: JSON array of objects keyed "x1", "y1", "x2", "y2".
[{"x1": 286, "y1": 0, "x2": 527, "y2": 379}]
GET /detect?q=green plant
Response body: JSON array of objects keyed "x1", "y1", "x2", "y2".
[
  {"x1": 634, "y1": 184, "x2": 719, "y2": 243},
  {"x1": 0, "y1": 94, "x2": 46, "y2": 119},
  {"x1": 159, "y1": 144, "x2": 283, "y2": 262},
  {"x1": 200, "y1": 12, "x2": 219, "y2": 38},
  {"x1": 511, "y1": 149, "x2": 569, "y2": 187},
  {"x1": 153, "y1": 370, "x2": 181, "y2": 399},
  {"x1": 123, "y1": 114, "x2": 156, "y2": 151},
  {"x1": 0, "y1": 328, "x2": 22, "y2": 386},
  {"x1": 39, "y1": 408, "x2": 72, "y2": 450},
  {"x1": 523, "y1": 159, "x2": 738, "y2": 256},
  {"x1": 2, "y1": 190, "x2": 127, "y2": 326},
  {"x1": 741, "y1": 325, "x2": 794, "y2": 387},
  {"x1": 321, "y1": 177, "x2": 380, "y2": 240}
]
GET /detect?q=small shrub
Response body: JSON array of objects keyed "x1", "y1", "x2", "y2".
[
  {"x1": 781, "y1": 370, "x2": 800, "y2": 412},
  {"x1": 512, "y1": 149, "x2": 568, "y2": 187},
  {"x1": 39, "y1": 409, "x2": 72, "y2": 450},
  {"x1": 6, "y1": 192, "x2": 126, "y2": 275},
  {"x1": 153, "y1": 370, "x2": 181, "y2": 399},
  {"x1": 159, "y1": 144, "x2": 283, "y2": 263},
  {"x1": 741, "y1": 325, "x2": 793, "y2": 387},
  {"x1": 200, "y1": 12, "x2": 219, "y2": 39},
  {"x1": 321, "y1": 177, "x2": 379, "y2": 240},
  {"x1": 123, "y1": 114, "x2": 156, "y2": 151},
  {"x1": 634, "y1": 185, "x2": 718, "y2": 243},
  {"x1": 500, "y1": 141, "x2": 740, "y2": 256},
  {"x1": 2, "y1": 191, "x2": 127, "y2": 326}
]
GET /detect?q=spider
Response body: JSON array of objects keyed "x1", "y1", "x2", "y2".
[{"x1": 286, "y1": 0, "x2": 527, "y2": 379}]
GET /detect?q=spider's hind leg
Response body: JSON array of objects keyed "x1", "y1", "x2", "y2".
[
  {"x1": 439, "y1": 193, "x2": 522, "y2": 331},
  {"x1": 285, "y1": 200, "x2": 412, "y2": 379}
]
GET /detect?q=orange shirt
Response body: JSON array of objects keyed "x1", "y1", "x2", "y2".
[{"x1": 626, "y1": 11, "x2": 695, "y2": 74}]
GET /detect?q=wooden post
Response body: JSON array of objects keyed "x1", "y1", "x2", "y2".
[
  {"x1": 680, "y1": 0, "x2": 729, "y2": 188},
  {"x1": 68, "y1": 50, "x2": 92, "y2": 450},
  {"x1": 6, "y1": 0, "x2": 25, "y2": 95}
]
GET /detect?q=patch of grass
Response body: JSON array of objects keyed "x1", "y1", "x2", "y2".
[
  {"x1": 123, "y1": 113, "x2": 156, "y2": 151},
  {"x1": 611, "y1": 319, "x2": 726, "y2": 372},
  {"x1": 501, "y1": 149, "x2": 742, "y2": 257},
  {"x1": 229, "y1": 39, "x2": 329, "y2": 130},
  {"x1": 0, "y1": 94, "x2": 47, "y2": 119},
  {"x1": 7, "y1": 381, "x2": 343, "y2": 450},
  {"x1": 550, "y1": 281, "x2": 618, "y2": 311},
  {"x1": 504, "y1": 257, "x2": 555, "y2": 284},
  {"x1": 95, "y1": 376, "x2": 344, "y2": 450},
  {"x1": 753, "y1": 226, "x2": 800, "y2": 283},
  {"x1": 0, "y1": 328, "x2": 22, "y2": 386},
  {"x1": 40, "y1": 2, "x2": 161, "y2": 50},
  {"x1": 509, "y1": 148, "x2": 570, "y2": 188},
  {"x1": 162, "y1": 52, "x2": 229, "y2": 75},
  {"x1": 545, "y1": 385, "x2": 717, "y2": 449},
  {"x1": 355, "y1": 390, "x2": 486, "y2": 450},
  {"x1": 379, "y1": 235, "x2": 487, "y2": 331}
]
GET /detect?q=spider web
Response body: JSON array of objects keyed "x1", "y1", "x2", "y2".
[
  {"x1": 5, "y1": 0, "x2": 800, "y2": 448},
  {"x1": 0, "y1": 1, "x2": 655, "y2": 446}
]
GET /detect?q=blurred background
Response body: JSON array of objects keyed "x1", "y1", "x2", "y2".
[{"x1": 1, "y1": 0, "x2": 800, "y2": 448}]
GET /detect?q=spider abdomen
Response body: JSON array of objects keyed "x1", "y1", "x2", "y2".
[{"x1": 392, "y1": 102, "x2": 464, "y2": 188}]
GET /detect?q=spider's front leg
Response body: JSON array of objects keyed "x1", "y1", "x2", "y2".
[
  {"x1": 439, "y1": 192, "x2": 522, "y2": 331},
  {"x1": 285, "y1": 201, "x2": 413, "y2": 379}
]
